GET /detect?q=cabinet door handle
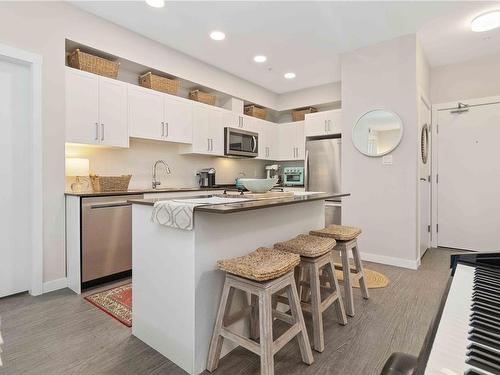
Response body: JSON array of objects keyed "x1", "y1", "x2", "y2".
[
  {"x1": 325, "y1": 120, "x2": 327, "y2": 132},
  {"x1": 101, "y1": 124, "x2": 104, "y2": 141},
  {"x1": 95, "y1": 122, "x2": 99, "y2": 141},
  {"x1": 328, "y1": 120, "x2": 331, "y2": 132},
  {"x1": 165, "y1": 122, "x2": 169, "y2": 137},
  {"x1": 210, "y1": 139, "x2": 214, "y2": 151},
  {"x1": 161, "y1": 122, "x2": 165, "y2": 137},
  {"x1": 207, "y1": 138, "x2": 210, "y2": 151}
]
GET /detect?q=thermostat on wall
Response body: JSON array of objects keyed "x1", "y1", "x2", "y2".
[{"x1": 382, "y1": 155, "x2": 393, "y2": 165}]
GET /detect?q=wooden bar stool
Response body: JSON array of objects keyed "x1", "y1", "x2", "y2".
[
  {"x1": 274, "y1": 234, "x2": 347, "y2": 353},
  {"x1": 310, "y1": 225, "x2": 369, "y2": 317},
  {"x1": 207, "y1": 247, "x2": 314, "y2": 375}
]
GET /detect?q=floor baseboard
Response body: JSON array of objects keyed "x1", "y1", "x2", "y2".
[
  {"x1": 360, "y1": 251, "x2": 419, "y2": 270},
  {"x1": 43, "y1": 278, "x2": 68, "y2": 293}
]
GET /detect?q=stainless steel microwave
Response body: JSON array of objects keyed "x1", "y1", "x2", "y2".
[{"x1": 224, "y1": 127, "x2": 258, "y2": 158}]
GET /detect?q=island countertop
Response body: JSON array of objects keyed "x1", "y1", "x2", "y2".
[{"x1": 128, "y1": 192, "x2": 349, "y2": 214}]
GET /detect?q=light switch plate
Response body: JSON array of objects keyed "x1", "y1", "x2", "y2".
[{"x1": 382, "y1": 155, "x2": 393, "y2": 165}]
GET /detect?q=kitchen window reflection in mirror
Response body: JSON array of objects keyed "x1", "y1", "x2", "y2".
[{"x1": 352, "y1": 110, "x2": 403, "y2": 157}]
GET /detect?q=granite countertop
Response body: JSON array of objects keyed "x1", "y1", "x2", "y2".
[
  {"x1": 64, "y1": 185, "x2": 239, "y2": 197},
  {"x1": 129, "y1": 192, "x2": 350, "y2": 214}
]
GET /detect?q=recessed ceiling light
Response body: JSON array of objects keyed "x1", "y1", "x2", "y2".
[
  {"x1": 253, "y1": 55, "x2": 267, "y2": 63},
  {"x1": 145, "y1": 0, "x2": 165, "y2": 8},
  {"x1": 210, "y1": 31, "x2": 226, "y2": 41},
  {"x1": 471, "y1": 10, "x2": 500, "y2": 32},
  {"x1": 284, "y1": 72, "x2": 296, "y2": 79}
]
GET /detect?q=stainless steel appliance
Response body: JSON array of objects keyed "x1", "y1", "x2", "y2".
[
  {"x1": 197, "y1": 168, "x2": 216, "y2": 188},
  {"x1": 283, "y1": 167, "x2": 304, "y2": 186},
  {"x1": 81, "y1": 194, "x2": 143, "y2": 286},
  {"x1": 224, "y1": 127, "x2": 258, "y2": 157},
  {"x1": 305, "y1": 137, "x2": 342, "y2": 225}
]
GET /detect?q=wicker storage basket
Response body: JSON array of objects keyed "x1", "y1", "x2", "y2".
[
  {"x1": 90, "y1": 175, "x2": 132, "y2": 192},
  {"x1": 68, "y1": 49, "x2": 119, "y2": 79},
  {"x1": 189, "y1": 90, "x2": 216, "y2": 105},
  {"x1": 139, "y1": 72, "x2": 179, "y2": 95},
  {"x1": 292, "y1": 107, "x2": 318, "y2": 122},
  {"x1": 244, "y1": 105, "x2": 267, "y2": 120}
]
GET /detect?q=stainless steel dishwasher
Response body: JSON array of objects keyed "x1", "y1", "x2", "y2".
[{"x1": 81, "y1": 194, "x2": 143, "y2": 285}]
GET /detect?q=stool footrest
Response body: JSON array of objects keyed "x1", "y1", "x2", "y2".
[
  {"x1": 273, "y1": 323, "x2": 301, "y2": 355},
  {"x1": 220, "y1": 328, "x2": 260, "y2": 355},
  {"x1": 273, "y1": 309, "x2": 294, "y2": 325}
]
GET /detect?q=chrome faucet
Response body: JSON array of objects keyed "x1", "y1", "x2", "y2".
[{"x1": 152, "y1": 160, "x2": 171, "y2": 189}]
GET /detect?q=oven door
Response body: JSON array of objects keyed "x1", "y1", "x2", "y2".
[
  {"x1": 224, "y1": 127, "x2": 258, "y2": 157},
  {"x1": 284, "y1": 173, "x2": 303, "y2": 186}
]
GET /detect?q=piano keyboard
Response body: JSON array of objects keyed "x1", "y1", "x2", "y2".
[{"x1": 425, "y1": 263, "x2": 500, "y2": 375}]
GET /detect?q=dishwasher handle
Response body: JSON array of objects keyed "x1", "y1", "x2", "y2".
[{"x1": 90, "y1": 202, "x2": 132, "y2": 209}]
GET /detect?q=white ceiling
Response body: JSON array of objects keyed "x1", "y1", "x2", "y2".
[{"x1": 71, "y1": 1, "x2": 500, "y2": 94}]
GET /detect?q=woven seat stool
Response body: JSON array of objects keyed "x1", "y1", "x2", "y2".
[
  {"x1": 207, "y1": 248, "x2": 313, "y2": 375},
  {"x1": 274, "y1": 234, "x2": 347, "y2": 353},
  {"x1": 310, "y1": 225, "x2": 369, "y2": 317}
]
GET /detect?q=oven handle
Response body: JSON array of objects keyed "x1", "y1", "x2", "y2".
[{"x1": 252, "y1": 136, "x2": 257, "y2": 152}]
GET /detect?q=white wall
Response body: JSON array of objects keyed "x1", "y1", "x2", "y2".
[
  {"x1": 0, "y1": 1, "x2": 284, "y2": 283},
  {"x1": 341, "y1": 34, "x2": 419, "y2": 269},
  {"x1": 276, "y1": 82, "x2": 341, "y2": 111},
  {"x1": 431, "y1": 52, "x2": 500, "y2": 104},
  {"x1": 66, "y1": 140, "x2": 268, "y2": 190}
]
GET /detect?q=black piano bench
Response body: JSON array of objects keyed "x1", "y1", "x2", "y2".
[{"x1": 380, "y1": 352, "x2": 418, "y2": 375}]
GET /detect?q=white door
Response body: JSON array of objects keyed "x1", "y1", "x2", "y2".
[
  {"x1": 65, "y1": 68, "x2": 99, "y2": 144},
  {"x1": 164, "y1": 95, "x2": 192, "y2": 144},
  {"x1": 128, "y1": 85, "x2": 164, "y2": 141},
  {"x1": 0, "y1": 57, "x2": 32, "y2": 297},
  {"x1": 437, "y1": 102, "x2": 500, "y2": 251},
  {"x1": 98, "y1": 76, "x2": 128, "y2": 147},
  {"x1": 419, "y1": 99, "x2": 431, "y2": 258}
]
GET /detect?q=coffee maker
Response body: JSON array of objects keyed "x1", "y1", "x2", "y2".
[{"x1": 197, "y1": 168, "x2": 216, "y2": 188}]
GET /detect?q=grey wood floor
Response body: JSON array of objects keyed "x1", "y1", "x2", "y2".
[{"x1": 0, "y1": 248, "x2": 453, "y2": 375}]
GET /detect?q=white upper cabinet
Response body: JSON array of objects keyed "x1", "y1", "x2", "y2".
[
  {"x1": 278, "y1": 121, "x2": 305, "y2": 161},
  {"x1": 128, "y1": 84, "x2": 192, "y2": 144},
  {"x1": 257, "y1": 120, "x2": 279, "y2": 160},
  {"x1": 304, "y1": 109, "x2": 342, "y2": 137},
  {"x1": 188, "y1": 102, "x2": 224, "y2": 156},
  {"x1": 66, "y1": 67, "x2": 128, "y2": 147},
  {"x1": 128, "y1": 85, "x2": 164, "y2": 141},
  {"x1": 164, "y1": 95, "x2": 193, "y2": 144}
]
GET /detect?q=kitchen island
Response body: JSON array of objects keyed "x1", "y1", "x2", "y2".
[{"x1": 130, "y1": 192, "x2": 348, "y2": 375}]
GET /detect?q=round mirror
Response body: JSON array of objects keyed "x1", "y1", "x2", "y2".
[
  {"x1": 421, "y1": 124, "x2": 429, "y2": 164},
  {"x1": 352, "y1": 110, "x2": 403, "y2": 157}
]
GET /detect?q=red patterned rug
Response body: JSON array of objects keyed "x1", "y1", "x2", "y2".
[{"x1": 85, "y1": 283, "x2": 132, "y2": 327}]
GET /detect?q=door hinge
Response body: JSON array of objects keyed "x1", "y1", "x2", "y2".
[
  {"x1": 436, "y1": 224, "x2": 439, "y2": 233},
  {"x1": 427, "y1": 225, "x2": 431, "y2": 233},
  {"x1": 427, "y1": 175, "x2": 431, "y2": 182}
]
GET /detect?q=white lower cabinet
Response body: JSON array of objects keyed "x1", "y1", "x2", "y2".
[
  {"x1": 304, "y1": 109, "x2": 342, "y2": 137},
  {"x1": 128, "y1": 84, "x2": 192, "y2": 144},
  {"x1": 278, "y1": 121, "x2": 305, "y2": 161},
  {"x1": 66, "y1": 67, "x2": 128, "y2": 147}
]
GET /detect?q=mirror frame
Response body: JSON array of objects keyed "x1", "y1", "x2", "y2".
[{"x1": 351, "y1": 109, "x2": 404, "y2": 157}]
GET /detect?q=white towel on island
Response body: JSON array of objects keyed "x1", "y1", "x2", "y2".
[
  {"x1": 151, "y1": 200, "x2": 200, "y2": 231},
  {"x1": 151, "y1": 197, "x2": 250, "y2": 231}
]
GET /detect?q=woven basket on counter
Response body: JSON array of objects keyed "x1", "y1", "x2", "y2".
[
  {"x1": 90, "y1": 175, "x2": 132, "y2": 192},
  {"x1": 292, "y1": 107, "x2": 318, "y2": 122},
  {"x1": 68, "y1": 49, "x2": 119, "y2": 79},
  {"x1": 244, "y1": 105, "x2": 267, "y2": 120},
  {"x1": 189, "y1": 90, "x2": 216, "y2": 105},
  {"x1": 139, "y1": 72, "x2": 180, "y2": 95}
]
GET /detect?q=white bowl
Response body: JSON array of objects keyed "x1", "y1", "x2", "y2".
[{"x1": 239, "y1": 177, "x2": 278, "y2": 193}]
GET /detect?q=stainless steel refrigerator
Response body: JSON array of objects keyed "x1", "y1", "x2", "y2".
[{"x1": 305, "y1": 137, "x2": 342, "y2": 226}]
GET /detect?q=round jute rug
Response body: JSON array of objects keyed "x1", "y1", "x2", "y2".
[{"x1": 334, "y1": 263, "x2": 389, "y2": 289}]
